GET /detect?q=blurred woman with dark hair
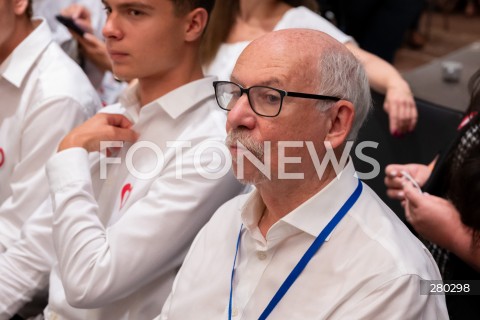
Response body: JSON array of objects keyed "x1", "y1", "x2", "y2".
[{"x1": 385, "y1": 69, "x2": 480, "y2": 319}]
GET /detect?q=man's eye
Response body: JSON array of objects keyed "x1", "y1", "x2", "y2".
[
  {"x1": 128, "y1": 9, "x2": 143, "y2": 16},
  {"x1": 259, "y1": 92, "x2": 280, "y2": 104},
  {"x1": 266, "y1": 94, "x2": 280, "y2": 103}
]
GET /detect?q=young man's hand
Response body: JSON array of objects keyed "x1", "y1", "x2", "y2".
[{"x1": 58, "y1": 113, "x2": 138, "y2": 152}]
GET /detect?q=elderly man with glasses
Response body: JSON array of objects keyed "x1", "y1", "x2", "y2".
[{"x1": 157, "y1": 29, "x2": 448, "y2": 320}]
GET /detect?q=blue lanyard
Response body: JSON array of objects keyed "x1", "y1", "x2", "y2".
[{"x1": 228, "y1": 179, "x2": 363, "y2": 320}]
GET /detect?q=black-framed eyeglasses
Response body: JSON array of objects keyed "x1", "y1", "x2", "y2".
[{"x1": 212, "y1": 81, "x2": 340, "y2": 117}]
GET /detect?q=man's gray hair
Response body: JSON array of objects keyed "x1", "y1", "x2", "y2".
[{"x1": 315, "y1": 47, "x2": 372, "y2": 140}]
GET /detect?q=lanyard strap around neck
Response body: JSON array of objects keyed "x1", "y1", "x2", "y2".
[{"x1": 228, "y1": 179, "x2": 363, "y2": 320}]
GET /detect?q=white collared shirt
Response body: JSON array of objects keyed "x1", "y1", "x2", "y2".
[
  {"x1": 160, "y1": 161, "x2": 448, "y2": 319},
  {"x1": 204, "y1": 6, "x2": 353, "y2": 81},
  {"x1": 0, "y1": 19, "x2": 99, "y2": 251},
  {"x1": 41, "y1": 77, "x2": 245, "y2": 320}
]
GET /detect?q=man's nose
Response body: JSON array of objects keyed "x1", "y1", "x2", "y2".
[
  {"x1": 102, "y1": 13, "x2": 123, "y2": 40},
  {"x1": 226, "y1": 94, "x2": 256, "y2": 131}
]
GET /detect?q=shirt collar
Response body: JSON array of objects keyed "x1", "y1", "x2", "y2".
[
  {"x1": 117, "y1": 76, "x2": 217, "y2": 122},
  {"x1": 240, "y1": 188, "x2": 265, "y2": 231},
  {"x1": 1, "y1": 19, "x2": 52, "y2": 88},
  {"x1": 241, "y1": 159, "x2": 359, "y2": 238},
  {"x1": 157, "y1": 76, "x2": 217, "y2": 119},
  {"x1": 117, "y1": 81, "x2": 141, "y2": 124}
]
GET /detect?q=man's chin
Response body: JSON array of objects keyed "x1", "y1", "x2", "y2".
[
  {"x1": 112, "y1": 69, "x2": 133, "y2": 82},
  {"x1": 233, "y1": 168, "x2": 268, "y2": 186}
]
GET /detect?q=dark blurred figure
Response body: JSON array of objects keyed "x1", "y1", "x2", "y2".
[
  {"x1": 465, "y1": 0, "x2": 479, "y2": 16},
  {"x1": 405, "y1": 2, "x2": 427, "y2": 50},
  {"x1": 317, "y1": 0, "x2": 426, "y2": 63}
]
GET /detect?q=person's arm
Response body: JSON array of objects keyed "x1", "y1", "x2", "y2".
[
  {"x1": 60, "y1": 4, "x2": 112, "y2": 73},
  {"x1": 345, "y1": 43, "x2": 417, "y2": 136},
  {"x1": 76, "y1": 33, "x2": 112, "y2": 73},
  {"x1": 46, "y1": 115, "x2": 240, "y2": 307},
  {"x1": 404, "y1": 184, "x2": 480, "y2": 271},
  {"x1": 0, "y1": 200, "x2": 55, "y2": 319},
  {"x1": 0, "y1": 97, "x2": 94, "y2": 250}
]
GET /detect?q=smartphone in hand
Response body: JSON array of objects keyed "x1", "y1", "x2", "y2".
[
  {"x1": 55, "y1": 15, "x2": 85, "y2": 37},
  {"x1": 401, "y1": 170, "x2": 422, "y2": 193}
]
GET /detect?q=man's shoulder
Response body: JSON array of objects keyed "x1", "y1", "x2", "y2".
[
  {"x1": 346, "y1": 183, "x2": 438, "y2": 278},
  {"x1": 32, "y1": 42, "x2": 100, "y2": 112}
]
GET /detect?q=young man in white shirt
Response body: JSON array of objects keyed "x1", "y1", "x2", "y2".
[
  {"x1": 0, "y1": 0, "x2": 243, "y2": 319},
  {"x1": 159, "y1": 29, "x2": 448, "y2": 319},
  {"x1": 0, "y1": 0, "x2": 99, "y2": 252}
]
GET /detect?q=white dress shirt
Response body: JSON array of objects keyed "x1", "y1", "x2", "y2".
[
  {"x1": 0, "y1": 19, "x2": 99, "y2": 251},
  {"x1": 160, "y1": 161, "x2": 448, "y2": 319},
  {"x1": 204, "y1": 6, "x2": 353, "y2": 81},
  {"x1": 42, "y1": 77, "x2": 244, "y2": 320}
]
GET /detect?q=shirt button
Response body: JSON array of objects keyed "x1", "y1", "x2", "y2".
[
  {"x1": 232, "y1": 307, "x2": 239, "y2": 317},
  {"x1": 257, "y1": 251, "x2": 267, "y2": 260}
]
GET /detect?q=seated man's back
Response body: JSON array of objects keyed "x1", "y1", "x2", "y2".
[{"x1": 0, "y1": 0, "x2": 99, "y2": 251}]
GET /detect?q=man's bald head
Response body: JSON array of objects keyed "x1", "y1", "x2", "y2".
[
  {"x1": 234, "y1": 29, "x2": 371, "y2": 140},
  {"x1": 240, "y1": 28, "x2": 348, "y2": 67}
]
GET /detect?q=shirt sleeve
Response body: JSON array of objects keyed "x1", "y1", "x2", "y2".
[
  {"x1": 333, "y1": 275, "x2": 449, "y2": 320},
  {"x1": 0, "y1": 96, "x2": 93, "y2": 249},
  {"x1": 0, "y1": 199, "x2": 55, "y2": 319},
  {"x1": 46, "y1": 144, "x2": 241, "y2": 308}
]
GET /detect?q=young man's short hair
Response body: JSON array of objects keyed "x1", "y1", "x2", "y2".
[{"x1": 172, "y1": 0, "x2": 215, "y2": 16}]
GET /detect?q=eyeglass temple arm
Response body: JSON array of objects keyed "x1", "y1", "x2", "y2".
[{"x1": 286, "y1": 91, "x2": 340, "y2": 101}]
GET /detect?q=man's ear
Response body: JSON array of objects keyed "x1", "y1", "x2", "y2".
[
  {"x1": 325, "y1": 100, "x2": 355, "y2": 148},
  {"x1": 184, "y1": 8, "x2": 208, "y2": 42},
  {"x1": 13, "y1": 0, "x2": 29, "y2": 16}
]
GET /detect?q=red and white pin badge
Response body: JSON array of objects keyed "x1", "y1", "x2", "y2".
[
  {"x1": 0, "y1": 148, "x2": 5, "y2": 168},
  {"x1": 120, "y1": 183, "x2": 133, "y2": 209}
]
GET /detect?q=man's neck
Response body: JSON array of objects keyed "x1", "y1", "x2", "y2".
[
  {"x1": 0, "y1": 17, "x2": 35, "y2": 64},
  {"x1": 137, "y1": 58, "x2": 204, "y2": 107},
  {"x1": 256, "y1": 165, "x2": 338, "y2": 238}
]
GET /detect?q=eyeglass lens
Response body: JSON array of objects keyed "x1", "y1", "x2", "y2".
[{"x1": 216, "y1": 82, "x2": 282, "y2": 117}]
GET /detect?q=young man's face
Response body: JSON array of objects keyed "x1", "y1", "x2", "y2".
[{"x1": 102, "y1": 0, "x2": 188, "y2": 81}]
